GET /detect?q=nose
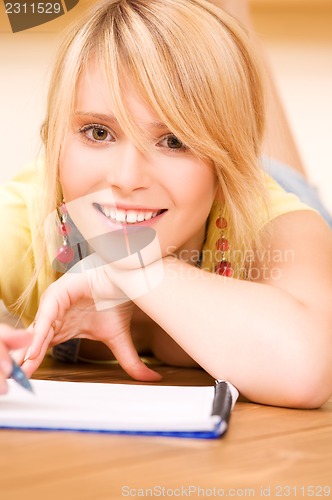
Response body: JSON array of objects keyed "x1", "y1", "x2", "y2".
[{"x1": 106, "y1": 141, "x2": 151, "y2": 195}]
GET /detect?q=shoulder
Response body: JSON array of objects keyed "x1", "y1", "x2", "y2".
[
  {"x1": 0, "y1": 163, "x2": 41, "y2": 250},
  {"x1": 0, "y1": 162, "x2": 42, "y2": 219},
  {"x1": 252, "y1": 208, "x2": 332, "y2": 311},
  {"x1": 264, "y1": 174, "x2": 317, "y2": 225},
  {"x1": 201, "y1": 174, "x2": 323, "y2": 275},
  {"x1": 0, "y1": 163, "x2": 42, "y2": 321}
]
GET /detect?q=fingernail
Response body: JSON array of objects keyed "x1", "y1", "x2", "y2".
[
  {"x1": 23, "y1": 347, "x2": 32, "y2": 362},
  {"x1": 0, "y1": 359, "x2": 14, "y2": 378}
]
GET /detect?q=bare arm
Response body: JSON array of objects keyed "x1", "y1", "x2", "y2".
[
  {"x1": 110, "y1": 211, "x2": 332, "y2": 409},
  {"x1": 28, "y1": 209, "x2": 332, "y2": 408}
]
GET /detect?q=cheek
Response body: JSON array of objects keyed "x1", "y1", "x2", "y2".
[
  {"x1": 180, "y1": 167, "x2": 218, "y2": 236},
  {"x1": 168, "y1": 161, "x2": 218, "y2": 209},
  {"x1": 59, "y1": 140, "x2": 95, "y2": 201}
]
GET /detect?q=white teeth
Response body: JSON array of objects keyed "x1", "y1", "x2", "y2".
[
  {"x1": 115, "y1": 209, "x2": 126, "y2": 222},
  {"x1": 100, "y1": 206, "x2": 162, "y2": 224},
  {"x1": 127, "y1": 210, "x2": 138, "y2": 223}
]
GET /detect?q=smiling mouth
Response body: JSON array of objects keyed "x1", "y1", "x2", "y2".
[{"x1": 94, "y1": 203, "x2": 167, "y2": 224}]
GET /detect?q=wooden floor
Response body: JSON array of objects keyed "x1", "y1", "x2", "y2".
[{"x1": 0, "y1": 356, "x2": 331, "y2": 500}]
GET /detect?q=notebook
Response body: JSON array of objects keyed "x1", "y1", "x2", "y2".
[{"x1": 0, "y1": 379, "x2": 238, "y2": 439}]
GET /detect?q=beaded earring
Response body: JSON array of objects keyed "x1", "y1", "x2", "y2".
[
  {"x1": 214, "y1": 214, "x2": 233, "y2": 277},
  {"x1": 56, "y1": 202, "x2": 75, "y2": 265}
]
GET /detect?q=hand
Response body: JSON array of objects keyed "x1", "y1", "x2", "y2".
[
  {"x1": 22, "y1": 261, "x2": 161, "y2": 382},
  {"x1": 0, "y1": 324, "x2": 33, "y2": 394}
]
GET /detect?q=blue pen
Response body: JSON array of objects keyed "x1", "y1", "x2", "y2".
[{"x1": 10, "y1": 358, "x2": 34, "y2": 393}]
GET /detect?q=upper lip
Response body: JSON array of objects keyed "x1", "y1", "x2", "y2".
[{"x1": 94, "y1": 202, "x2": 167, "y2": 212}]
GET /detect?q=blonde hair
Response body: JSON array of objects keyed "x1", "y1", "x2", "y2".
[{"x1": 23, "y1": 0, "x2": 270, "y2": 313}]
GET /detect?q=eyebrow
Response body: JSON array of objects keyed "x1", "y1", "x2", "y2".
[{"x1": 74, "y1": 111, "x2": 168, "y2": 130}]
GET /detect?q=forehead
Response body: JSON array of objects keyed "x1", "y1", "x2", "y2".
[{"x1": 75, "y1": 59, "x2": 162, "y2": 128}]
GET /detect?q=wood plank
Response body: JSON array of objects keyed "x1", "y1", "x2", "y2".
[{"x1": 1, "y1": 357, "x2": 331, "y2": 499}]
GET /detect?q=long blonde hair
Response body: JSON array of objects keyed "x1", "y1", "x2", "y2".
[{"x1": 23, "y1": 0, "x2": 269, "y2": 315}]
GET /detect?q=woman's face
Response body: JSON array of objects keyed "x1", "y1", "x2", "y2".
[{"x1": 60, "y1": 60, "x2": 218, "y2": 263}]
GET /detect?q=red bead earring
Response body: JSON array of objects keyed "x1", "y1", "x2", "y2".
[
  {"x1": 214, "y1": 215, "x2": 233, "y2": 277},
  {"x1": 56, "y1": 203, "x2": 75, "y2": 265}
]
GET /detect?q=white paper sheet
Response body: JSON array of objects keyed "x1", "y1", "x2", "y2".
[{"x1": 0, "y1": 380, "x2": 224, "y2": 435}]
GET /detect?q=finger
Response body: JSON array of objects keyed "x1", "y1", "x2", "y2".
[
  {"x1": 26, "y1": 324, "x2": 55, "y2": 362},
  {"x1": 21, "y1": 328, "x2": 55, "y2": 376},
  {"x1": 0, "y1": 329, "x2": 34, "y2": 394},
  {"x1": 30, "y1": 273, "x2": 89, "y2": 358},
  {"x1": 0, "y1": 341, "x2": 13, "y2": 394},
  {"x1": 6, "y1": 333, "x2": 33, "y2": 350},
  {"x1": 29, "y1": 286, "x2": 68, "y2": 359},
  {"x1": 11, "y1": 346, "x2": 31, "y2": 366},
  {"x1": 21, "y1": 353, "x2": 45, "y2": 378},
  {"x1": 0, "y1": 329, "x2": 32, "y2": 369},
  {"x1": 0, "y1": 328, "x2": 33, "y2": 350},
  {"x1": 29, "y1": 302, "x2": 62, "y2": 359},
  {"x1": 107, "y1": 334, "x2": 161, "y2": 382},
  {"x1": 0, "y1": 324, "x2": 24, "y2": 336}
]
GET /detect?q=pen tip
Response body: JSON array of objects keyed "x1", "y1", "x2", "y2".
[{"x1": 10, "y1": 359, "x2": 34, "y2": 394}]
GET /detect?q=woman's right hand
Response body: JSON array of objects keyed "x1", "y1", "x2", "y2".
[
  {"x1": 22, "y1": 259, "x2": 161, "y2": 382},
  {"x1": 0, "y1": 325, "x2": 32, "y2": 394}
]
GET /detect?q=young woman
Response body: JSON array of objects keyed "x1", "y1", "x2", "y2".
[{"x1": 1, "y1": 0, "x2": 332, "y2": 407}]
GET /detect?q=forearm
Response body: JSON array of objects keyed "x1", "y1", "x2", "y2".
[{"x1": 111, "y1": 257, "x2": 329, "y2": 408}]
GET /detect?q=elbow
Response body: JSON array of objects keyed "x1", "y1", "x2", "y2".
[
  {"x1": 252, "y1": 368, "x2": 332, "y2": 409},
  {"x1": 284, "y1": 348, "x2": 332, "y2": 409},
  {"x1": 256, "y1": 330, "x2": 332, "y2": 409},
  {"x1": 251, "y1": 371, "x2": 332, "y2": 410},
  {"x1": 284, "y1": 316, "x2": 332, "y2": 409},
  {"x1": 288, "y1": 376, "x2": 332, "y2": 409}
]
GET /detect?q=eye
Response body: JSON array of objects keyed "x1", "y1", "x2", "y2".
[
  {"x1": 79, "y1": 124, "x2": 114, "y2": 143},
  {"x1": 157, "y1": 134, "x2": 188, "y2": 152}
]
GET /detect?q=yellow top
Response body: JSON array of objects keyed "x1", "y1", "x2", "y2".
[
  {"x1": 0, "y1": 164, "x2": 315, "y2": 326},
  {"x1": 201, "y1": 174, "x2": 315, "y2": 273}
]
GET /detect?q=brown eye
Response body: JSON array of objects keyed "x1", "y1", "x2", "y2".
[
  {"x1": 79, "y1": 124, "x2": 114, "y2": 144},
  {"x1": 92, "y1": 127, "x2": 109, "y2": 141},
  {"x1": 166, "y1": 136, "x2": 183, "y2": 149},
  {"x1": 157, "y1": 134, "x2": 187, "y2": 152}
]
